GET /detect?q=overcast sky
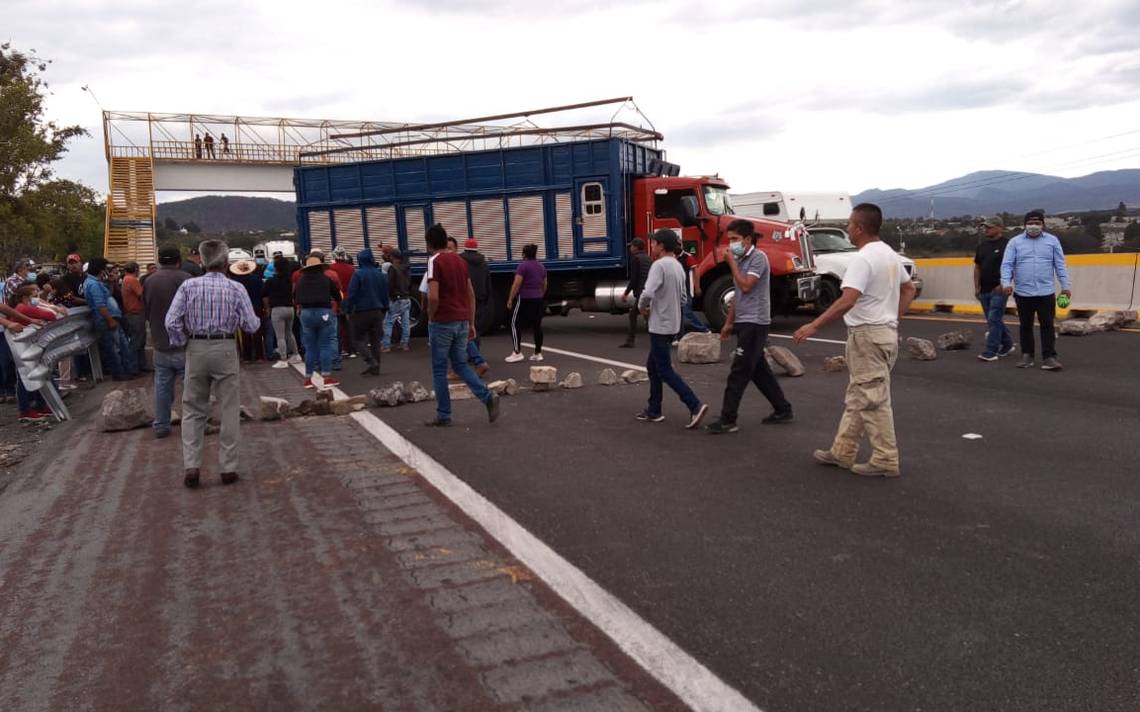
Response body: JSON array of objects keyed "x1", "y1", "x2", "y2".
[{"x1": 7, "y1": 0, "x2": 1140, "y2": 202}]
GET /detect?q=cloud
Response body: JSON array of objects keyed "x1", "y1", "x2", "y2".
[{"x1": 666, "y1": 112, "x2": 784, "y2": 147}]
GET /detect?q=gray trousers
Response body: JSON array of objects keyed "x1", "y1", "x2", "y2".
[
  {"x1": 271, "y1": 306, "x2": 299, "y2": 359},
  {"x1": 182, "y1": 339, "x2": 241, "y2": 473}
]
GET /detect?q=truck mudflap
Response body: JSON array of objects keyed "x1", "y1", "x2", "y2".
[{"x1": 797, "y1": 274, "x2": 821, "y2": 302}]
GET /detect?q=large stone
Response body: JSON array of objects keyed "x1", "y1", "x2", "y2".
[
  {"x1": 766, "y1": 346, "x2": 805, "y2": 377},
  {"x1": 487, "y1": 378, "x2": 520, "y2": 396},
  {"x1": 822, "y1": 356, "x2": 847, "y2": 373},
  {"x1": 96, "y1": 388, "x2": 152, "y2": 432},
  {"x1": 369, "y1": 382, "x2": 406, "y2": 407},
  {"x1": 258, "y1": 396, "x2": 291, "y2": 421},
  {"x1": 559, "y1": 372, "x2": 583, "y2": 389},
  {"x1": 448, "y1": 383, "x2": 475, "y2": 401},
  {"x1": 677, "y1": 332, "x2": 721, "y2": 364},
  {"x1": 936, "y1": 330, "x2": 973, "y2": 350},
  {"x1": 331, "y1": 395, "x2": 368, "y2": 416},
  {"x1": 1057, "y1": 319, "x2": 1094, "y2": 336},
  {"x1": 291, "y1": 398, "x2": 332, "y2": 417},
  {"x1": 1088, "y1": 310, "x2": 1136, "y2": 332},
  {"x1": 504, "y1": 378, "x2": 520, "y2": 396},
  {"x1": 598, "y1": 368, "x2": 619, "y2": 386},
  {"x1": 402, "y1": 381, "x2": 432, "y2": 403},
  {"x1": 905, "y1": 337, "x2": 937, "y2": 360},
  {"x1": 621, "y1": 369, "x2": 648, "y2": 384},
  {"x1": 529, "y1": 366, "x2": 558, "y2": 385}
]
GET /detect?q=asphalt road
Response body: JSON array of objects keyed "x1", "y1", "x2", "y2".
[{"x1": 330, "y1": 309, "x2": 1140, "y2": 711}]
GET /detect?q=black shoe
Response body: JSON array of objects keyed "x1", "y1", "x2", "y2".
[
  {"x1": 184, "y1": 469, "x2": 200, "y2": 489},
  {"x1": 618, "y1": 341, "x2": 634, "y2": 348},
  {"x1": 220, "y1": 471, "x2": 240, "y2": 485},
  {"x1": 424, "y1": 418, "x2": 452, "y2": 427},
  {"x1": 705, "y1": 419, "x2": 739, "y2": 434},
  {"x1": 361, "y1": 365, "x2": 380, "y2": 376},
  {"x1": 154, "y1": 429, "x2": 171, "y2": 440},
  {"x1": 761, "y1": 410, "x2": 794, "y2": 425},
  {"x1": 486, "y1": 392, "x2": 501, "y2": 423}
]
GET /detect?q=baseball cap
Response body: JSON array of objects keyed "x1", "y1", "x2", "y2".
[
  {"x1": 983, "y1": 216, "x2": 1004, "y2": 228},
  {"x1": 464, "y1": 239, "x2": 478, "y2": 250}
]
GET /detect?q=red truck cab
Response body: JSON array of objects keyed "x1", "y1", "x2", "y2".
[{"x1": 630, "y1": 176, "x2": 819, "y2": 331}]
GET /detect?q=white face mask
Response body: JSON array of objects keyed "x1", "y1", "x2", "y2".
[
  {"x1": 30, "y1": 298, "x2": 40, "y2": 306},
  {"x1": 1025, "y1": 224, "x2": 1043, "y2": 238}
]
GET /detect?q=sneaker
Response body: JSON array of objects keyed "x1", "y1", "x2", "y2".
[
  {"x1": 424, "y1": 418, "x2": 452, "y2": 427},
  {"x1": 528, "y1": 353, "x2": 544, "y2": 362},
  {"x1": 18, "y1": 411, "x2": 48, "y2": 423},
  {"x1": 486, "y1": 392, "x2": 501, "y2": 423},
  {"x1": 475, "y1": 363, "x2": 490, "y2": 377},
  {"x1": 288, "y1": 355, "x2": 303, "y2": 364},
  {"x1": 671, "y1": 339, "x2": 680, "y2": 347},
  {"x1": 447, "y1": 372, "x2": 462, "y2": 382},
  {"x1": 705, "y1": 418, "x2": 739, "y2": 435},
  {"x1": 381, "y1": 347, "x2": 391, "y2": 353},
  {"x1": 505, "y1": 352, "x2": 525, "y2": 363},
  {"x1": 347, "y1": 353, "x2": 358, "y2": 359},
  {"x1": 635, "y1": 410, "x2": 665, "y2": 423},
  {"x1": 400, "y1": 344, "x2": 410, "y2": 352},
  {"x1": 852, "y1": 462, "x2": 901, "y2": 478},
  {"x1": 1016, "y1": 354, "x2": 1035, "y2": 369},
  {"x1": 272, "y1": 360, "x2": 290, "y2": 369},
  {"x1": 321, "y1": 376, "x2": 341, "y2": 388},
  {"x1": 302, "y1": 378, "x2": 316, "y2": 389},
  {"x1": 32, "y1": 407, "x2": 55, "y2": 419},
  {"x1": 686, "y1": 403, "x2": 709, "y2": 429},
  {"x1": 813, "y1": 449, "x2": 851, "y2": 469},
  {"x1": 154, "y1": 429, "x2": 171, "y2": 440},
  {"x1": 761, "y1": 410, "x2": 794, "y2": 425},
  {"x1": 1041, "y1": 357, "x2": 1063, "y2": 371},
  {"x1": 997, "y1": 344, "x2": 1016, "y2": 357},
  {"x1": 977, "y1": 351, "x2": 999, "y2": 362},
  {"x1": 618, "y1": 341, "x2": 634, "y2": 349}
]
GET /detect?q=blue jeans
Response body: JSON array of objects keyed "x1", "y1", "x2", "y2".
[
  {"x1": 680, "y1": 296, "x2": 710, "y2": 335},
  {"x1": 429, "y1": 321, "x2": 491, "y2": 422},
  {"x1": 95, "y1": 320, "x2": 137, "y2": 378},
  {"x1": 383, "y1": 298, "x2": 411, "y2": 348},
  {"x1": 300, "y1": 308, "x2": 337, "y2": 376},
  {"x1": 153, "y1": 349, "x2": 185, "y2": 433},
  {"x1": 978, "y1": 291, "x2": 1013, "y2": 354},
  {"x1": 646, "y1": 333, "x2": 700, "y2": 416},
  {"x1": 332, "y1": 316, "x2": 343, "y2": 369}
]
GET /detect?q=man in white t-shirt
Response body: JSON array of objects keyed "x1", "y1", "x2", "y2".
[{"x1": 794, "y1": 203, "x2": 916, "y2": 477}]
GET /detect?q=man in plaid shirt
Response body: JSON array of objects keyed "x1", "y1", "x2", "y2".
[{"x1": 165, "y1": 240, "x2": 261, "y2": 489}]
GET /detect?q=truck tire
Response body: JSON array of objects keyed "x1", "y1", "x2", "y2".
[
  {"x1": 408, "y1": 291, "x2": 428, "y2": 338},
  {"x1": 816, "y1": 278, "x2": 841, "y2": 312},
  {"x1": 702, "y1": 274, "x2": 735, "y2": 333}
]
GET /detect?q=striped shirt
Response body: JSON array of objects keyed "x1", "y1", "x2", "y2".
[{"x1": 164, "y1": 272, "x2": 261, "y2": 348}]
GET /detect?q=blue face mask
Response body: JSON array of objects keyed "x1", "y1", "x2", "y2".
[
  {"x1": 729, "y1": 242, "x2": 746, "y2": 257},
  {"x1": 27, "y1": 271, "x2": 37, "y2": 282}
]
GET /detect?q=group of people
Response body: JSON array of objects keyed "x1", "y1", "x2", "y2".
[{"x1": 192, "y1": 133, "x2": 230, "y2": 159}]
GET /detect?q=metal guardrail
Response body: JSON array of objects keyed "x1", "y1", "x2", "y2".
[{"x1": 5, "y1": 308, "x2": 103, "y2": 421}]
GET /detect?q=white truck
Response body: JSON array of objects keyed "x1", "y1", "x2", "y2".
[{"x1": 730, "y1": 191, "x2": 921, "y2": 310}]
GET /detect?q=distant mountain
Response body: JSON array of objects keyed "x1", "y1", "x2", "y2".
[
  {"x1": 157, "y1": 196, "x2": 296, "y2": 233},
  {"x1": 855, "y1": 169, "x2": 1140, "y2": 218}
]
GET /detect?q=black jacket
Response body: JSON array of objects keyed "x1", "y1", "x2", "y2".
[
  {"x1": 461, "y1": 250, "x2": 492, "y2": 305},
  {"x1": 387, "y1": 262, "x2": 411, "y2": 299},
  {"x1": 294, "y1": 269, "x2": 341, "y2": 308},
  {"x1": 627, "y1": 252, "x2": 651, "y2": 296}
]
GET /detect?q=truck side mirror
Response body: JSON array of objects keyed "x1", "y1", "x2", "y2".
[{"x1": 679, "y1": 196, "x2": 700, "y2": 227}]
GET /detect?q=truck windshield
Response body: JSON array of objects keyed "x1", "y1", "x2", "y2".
[
  {"x1": 809, "y1": 231, "x2": 857, "y2": 253},
  {"x1": 703, "y1": 186, "x2": 734, "y2": 216}
]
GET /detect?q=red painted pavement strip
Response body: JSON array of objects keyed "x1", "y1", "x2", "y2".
[{"x1": 0, "y1": 366, "x2": 685, "y2": 711}]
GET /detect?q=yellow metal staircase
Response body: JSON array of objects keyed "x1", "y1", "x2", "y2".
[{"x1": 104, "y1": 156, "x2": 157, "y2": 264}]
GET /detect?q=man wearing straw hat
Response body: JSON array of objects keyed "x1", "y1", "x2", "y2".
[{"x1": 164, "y1": 241, "x2": 261, "y2": 489}]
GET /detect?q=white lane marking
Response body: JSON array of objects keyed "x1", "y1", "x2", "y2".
[
  {"x1": 349, "y1": 409, "x2": 761, "y2": 712},
  {"x1": 769, "y1": 333, "x2": 848, "y2": 346},
  {"x1": 288, "y1": 361, "x2": 761, "y2": 711},
  {"x1": 522, "y1": 343, "x2": 647, "y2": 372}
]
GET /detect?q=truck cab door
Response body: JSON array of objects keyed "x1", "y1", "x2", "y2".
[{"x1": 650, "y1": 188, "x2": 704, "y2": 259}]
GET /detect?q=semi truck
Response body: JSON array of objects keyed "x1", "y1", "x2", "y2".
[{"x1": 294, "y1": 137, "x2": 818, "y2": 333}]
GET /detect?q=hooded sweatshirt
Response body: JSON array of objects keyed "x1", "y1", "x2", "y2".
[
  {"x1": 460, "y1": 249, "x2": 492, "y2": 305},
  {"x1": 345, "y1": 249, "x2": 390, "y2": 313}
]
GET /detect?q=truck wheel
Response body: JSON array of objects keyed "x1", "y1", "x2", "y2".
[
  {"x1": 816, "y1": 279, "x2": 840, "y2": 312},
  {"x1": 408, "y1": 292, "x2": 428, "y2": 337},
  {"x1": 702, "y1": 274, "x2": 735, "y2": 333}
]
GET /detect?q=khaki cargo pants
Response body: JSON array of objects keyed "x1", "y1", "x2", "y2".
[{"x1": 829, "y1": 324, "x2": 900, "y2": 471}]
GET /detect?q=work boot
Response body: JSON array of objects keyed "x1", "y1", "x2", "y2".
[
  {"x1": 485, "y1": 392, "x2": 501, "y2": 423},
  {"x1": 220, "y1": 471, "x2": 240, "y2": 485},
  {"x1": 813, "y1": 449, "x2": 851, "y2": 469},
  {"x1": 852, "y1": 463, "x2": 901, "y2": 478},
  {"x1": 184, "y1": 468, "x2": 201, "y2": 489},
  {"x1": 1016, "y1": 354, "x2": 1035, "y2": 369}
]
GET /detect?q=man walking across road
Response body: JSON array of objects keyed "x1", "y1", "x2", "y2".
[
  {"x1": 635, "y1": 229, "x2": 709, "y2": 428},
  {"x1": 974, "y1": 216, "x2": 1015, "y2": 361},
  {"x1": 143, "y1": 246, "x2": 190, "y2": 439},
  {"x1": 705, "y1": 220, "x2": 793, "y2": 434},
  {"x1": 794, "y1": 203, "x2": 916, "y2": 478},
  {"x1": 382, "y1": 249, "x2": 412, "y2": 352},
  {"x1": 345, "y1": 249, "x2": 389, "y2": 376},
  {"x1": 423, "y1": 224, "x2": 500, "y2": 428},
  {"x1": 1000, "y1": 209, "x2": 1072, "y2": 371},
  {"x1": 164, "y1": 240, "x2": 261, "y2": 489},
  {"x1": 619, "y1": 238, "x2": 651, "y2": 348}
]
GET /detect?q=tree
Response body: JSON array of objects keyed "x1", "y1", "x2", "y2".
[
  {"x1": 0, "y1": 43, "x2": 90, "y2": 266},
  {"x1": 1122, "y1": 221, "x2": 1140, "y2": 252},
  {"x1": 164, "y1": 216, "x2": 179, "y2": 230},
  {"x1": 1115, "y1": 201, "x2": 1127, "y2": 218},
  {"x1": 184, "y1": 221, "x2": 201, "y2": 234}
]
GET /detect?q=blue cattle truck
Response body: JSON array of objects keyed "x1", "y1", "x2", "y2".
[{"x1": 293, "y1": 136, "x2": 818, "y2": 334}]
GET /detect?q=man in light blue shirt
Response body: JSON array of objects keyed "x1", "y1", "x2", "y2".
[
  {"x1": 84, "y1": 258, "x2": 138, "y2": 380},
  {"x1": 1000, "y1": 209, "x2": 1072, "y2": 371}
]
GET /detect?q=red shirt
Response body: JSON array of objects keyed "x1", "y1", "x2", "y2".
[
  {"x1": 122, "y1": 274, "x2": 144, "y2": 314},
  {"x1": 329, "y1": 262, "x2": 355, "y2": 297},
  {"x1": 428, "y1": 252, "x2": 472, "y2": 323},
  {"x1": 16, "y1": 303, "x2": 58, "y2": 321}
]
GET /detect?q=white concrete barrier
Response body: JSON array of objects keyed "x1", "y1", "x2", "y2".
[{"x1": 911, "y1": 254, "x2": 1138, "y2": 314}]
